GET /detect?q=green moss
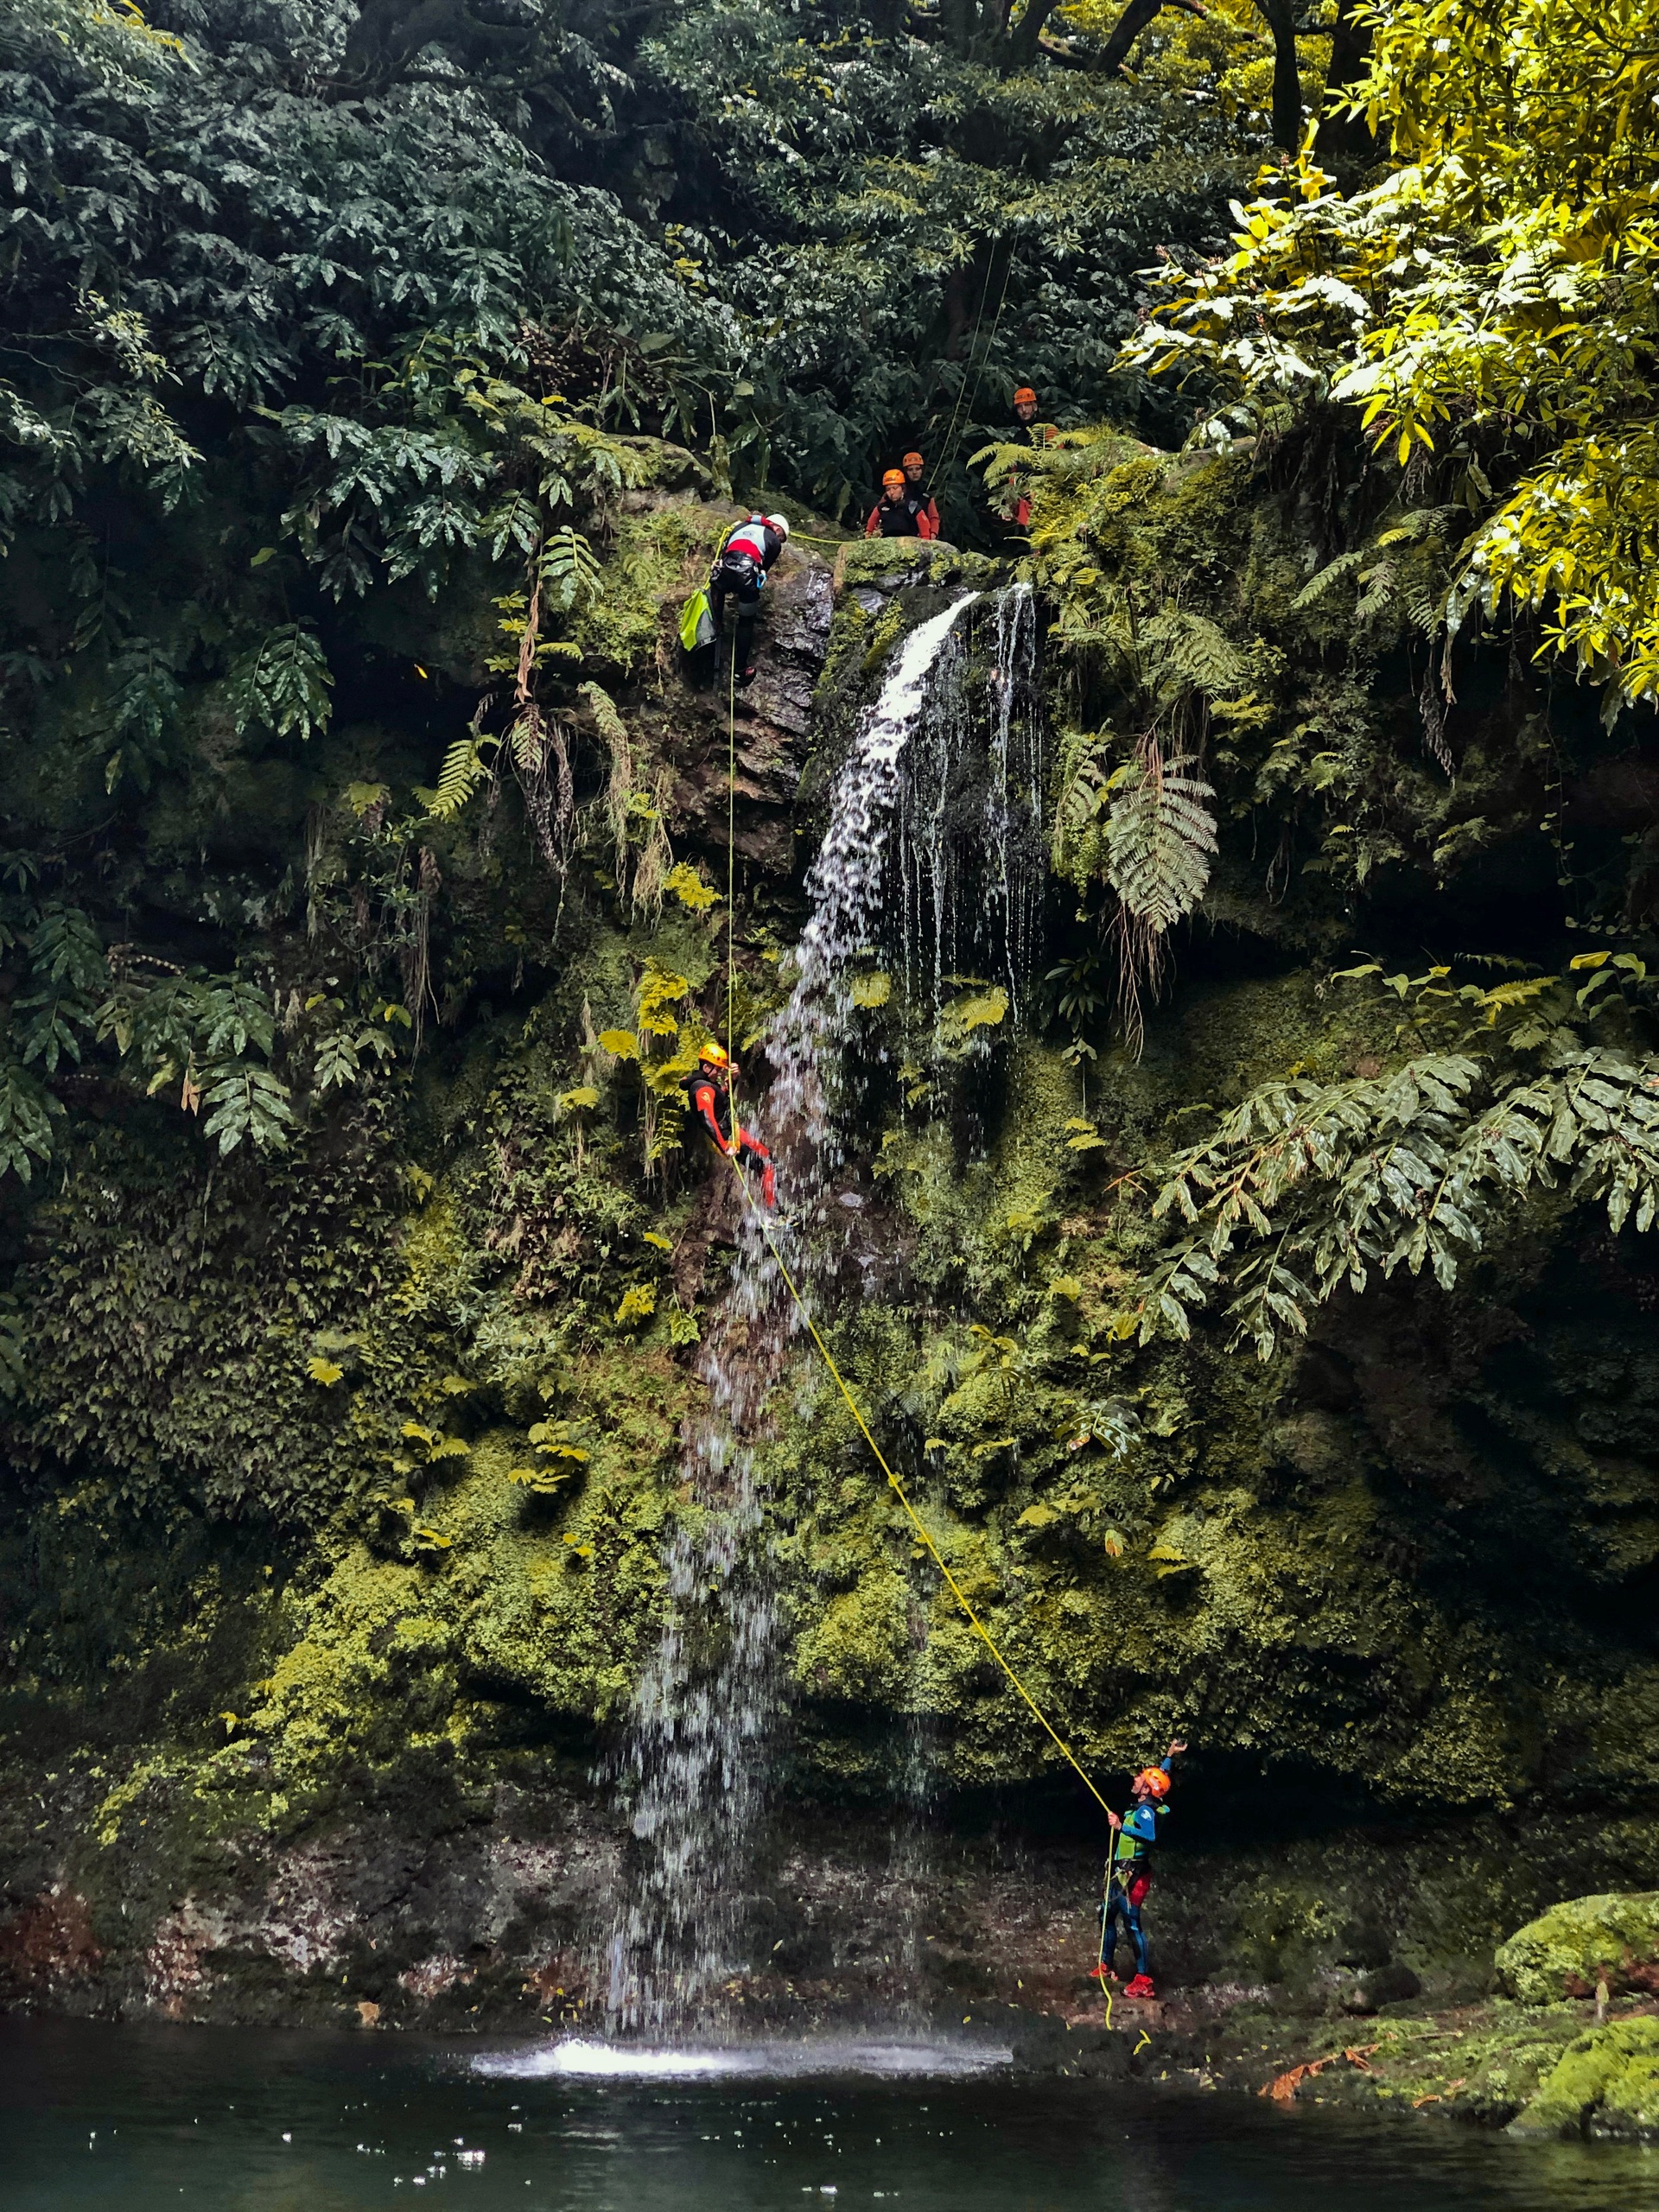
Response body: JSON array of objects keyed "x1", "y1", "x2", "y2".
[
  {"x1": 1497, "y1": 1891, "x2": 1659, "y2": 2004},
  {"x1": 1510, "y1": 2016, "x2": 1659, "y2": 2139}
]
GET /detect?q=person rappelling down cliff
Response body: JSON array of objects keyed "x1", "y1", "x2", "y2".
[
  {"x1": 708, "y1": 512, "x2": 791, "y2": 688},
  {"x1": 1091, "y1": 1738, "x2": 1186, "y2": 1999},
  {"x1": 683, "y1": 1040, "x2": 777, "y2": 1206}
]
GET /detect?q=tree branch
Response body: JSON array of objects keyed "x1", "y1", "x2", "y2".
[{"x1": 1094, "y1": 0, "x2": 1208, "y2": 78}]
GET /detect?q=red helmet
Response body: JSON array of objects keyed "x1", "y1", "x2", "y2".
[{"x1": 1135, "y1": 1766, "x2": 1171, "y2": 1798}]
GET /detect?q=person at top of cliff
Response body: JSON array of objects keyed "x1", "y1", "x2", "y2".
[
  {"x1": 682, "y1": 1039, "x2": 776, "y2": 1206},
  {"x1": 900, "y1": 451, "x2": 942, "y2": 540},
  {"x1": 1005, "y1": 385, "x2": 1055, "y2": 531},
  {"x1": 865, "y1": 468, "x2": 922, "y2": 538},
  {"x1": 1091, "y1": 1738, "x2": 1186, "y2": 2000},
  {"x1": 709, "y1": 512, "x2": 790, "y2": 688}
]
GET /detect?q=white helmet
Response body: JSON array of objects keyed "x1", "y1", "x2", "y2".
[{"x1": 766, "y1": 512, "x2": 791, "y2": 540}]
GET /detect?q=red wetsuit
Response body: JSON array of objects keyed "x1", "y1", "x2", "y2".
[{"x1": 683, "y1": 1068, "x2": 776, "y2": 1206}]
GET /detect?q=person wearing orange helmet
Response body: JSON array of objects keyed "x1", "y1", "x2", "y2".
[
  {"x1": 899, "y1": 451, "x2": 941, "y2": 540},
  {"x1": 864, "y1": 467, "x2": 921, "y2": 538},
  {"x1": 1091, "y1": 1738, "x2": 1186, "y2": 1999},
  {"x1": 1005, "y1": 385, "x2": 1053, "y2": 531},
  {"x1": 682, "y1": 1040, "x2": 776, "y2": 1206}
]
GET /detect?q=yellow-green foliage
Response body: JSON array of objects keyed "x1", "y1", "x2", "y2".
[{"x1": 568, "y1": 498, "x2": 728, "y2": 672}]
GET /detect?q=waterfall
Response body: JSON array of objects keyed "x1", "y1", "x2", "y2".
[
  {"x1": 602, "y1": 591, "x2": 980, "y2": 2034},
  {"x1": 887, "y1": 582, "x2": 1044, "y2": 1034},
  {"x1": 601, "y1": 1211, "x2": 784, "y2": 2034},
  {"x1": 770, "y1": 593, "x2": 981, "y2": 1164}
]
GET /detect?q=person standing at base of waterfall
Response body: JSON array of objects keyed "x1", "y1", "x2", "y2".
[
  {"x1": 1005, "y1": 385, "x2": 1055, "y2": 531},
  {"x1": 682, "y1": 1040, "x2": 777, "y2": 1206},
  {"x1": 899, "y1": 451, "x2": 942, "y2": 539},
  {"x1": 709, "y1": 512, "x2": 790, "y2": 688},
  {"x1": 864, "y1": 468, "x2": 922, "y2": 538},
  {"x1": 1092, "y1": 1738, "x2": 1186, "y2": 1999}
]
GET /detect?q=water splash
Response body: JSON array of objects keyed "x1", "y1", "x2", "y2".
[
  {"x1": 477, "y1": 2037, "x2": 1010, "y2": 2080},
  {"x1": 602, "y1": 592, "x2": 981, "y2": 2032}
]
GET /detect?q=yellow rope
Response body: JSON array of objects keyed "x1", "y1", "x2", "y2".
[{"x1": 723, "y1": 1150, "x2": 1113, "y2": 1819}]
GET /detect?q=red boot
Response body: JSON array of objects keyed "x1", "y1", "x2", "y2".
[
  {"x1": 1087, "y1": 1964, "x2": 1119, "y2": 1982},
  {"x1": 1122, "y1": 1974, "x2": 1156, "y2": 1999}
]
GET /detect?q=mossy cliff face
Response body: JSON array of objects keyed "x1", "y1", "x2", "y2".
[{"x1": 0, "y1": 448, "x2": 1656, "y2": 2066}]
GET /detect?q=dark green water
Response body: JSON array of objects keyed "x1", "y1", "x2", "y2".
[{"x1": 8, "y1": 2019, "x2": 1659, "y2": 2210}]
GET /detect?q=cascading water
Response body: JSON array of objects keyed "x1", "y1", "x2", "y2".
[
  {"x1": 601, "y1": 1217, "x2": 785, "y2": 2033},
  {"x1": 892, "y1": 582, "x2": 1045, "y2": 1030},
  {"x1": 984, "y1": 579, "x2": 1044, "y2": 1020},
  {"x1": 603, "y1": 591, "x2": 981, "y2": 2032},
  {"x1": 771, "y1": 593, "x2": 981, "y2": 1162}
]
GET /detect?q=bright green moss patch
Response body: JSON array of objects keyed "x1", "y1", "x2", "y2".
[
  {"x1": 1497, "y1": 1892, "x2": 1659, "y2": 2005},
  {"x1": 1510, "y1": 2016, "x2": 1659, "y2": 2139}
]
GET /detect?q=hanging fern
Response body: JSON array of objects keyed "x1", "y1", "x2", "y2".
[
  {"x1": 1103, "y1": 741, "x2": 1217, "y2": 933},
  {"x1": 1099, "y1": 734, "x2": 1217, "y2": 1053}
]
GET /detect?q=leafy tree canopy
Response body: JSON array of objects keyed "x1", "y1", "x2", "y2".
[{"x1": 1127, "y1": 0, "x2": 1659, "y2": 708}]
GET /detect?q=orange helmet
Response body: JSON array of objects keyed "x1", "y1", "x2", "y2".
[
  {"x1": 1014, "y1": 385, "x2": 1038, "y2": 405},
  {"x1": 699, "y1": 1040, "x2": 732, "y2": 1071},
  {"x1": 1135, "y1": 1765, "x2": 1171, "y2": 1798},
  {"x1": 902, "y1": 450, "x2": 924, "y2": 467},
  {"x1": 881, "y1": 468, "x2": 906, "y2": 488}
]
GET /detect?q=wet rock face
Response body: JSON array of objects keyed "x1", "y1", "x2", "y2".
[
  {"x1": 668, "y1": 553, "x2": 836, "y2": 875},
  {"x1": 0, "y1": 1789, "x2": 622, "y2": 2029}
]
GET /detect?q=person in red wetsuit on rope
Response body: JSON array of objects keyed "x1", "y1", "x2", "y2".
[
  {"x1": 1092, "y1": 1738, "x2": 1186, "y2": 1999},
  {"x1": 682, "y1": 1040, "x2": 776, "y2": 1206}
]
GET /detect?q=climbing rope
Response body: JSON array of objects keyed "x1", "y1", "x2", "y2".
[
  {"x1": 723, "y1": 1147, "x2": 1113, "y2": 1820},
  {"x1": 927, "y1": 246, "x2": 1017, "y2": 499},
  {"x1": 1097, "y1": 1863, "x2": 1116, "y2": 2031}
]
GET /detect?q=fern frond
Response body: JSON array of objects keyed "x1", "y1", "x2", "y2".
[
  {"x1": 538, "y1": 524, "x2": 603, "y2": 611},
  {"x1": 1104, "y1": 747, "x2": 1217, "y2": 932},
  {"x1": 429, "y1": 728, "x2": 499, "y2": 821}
]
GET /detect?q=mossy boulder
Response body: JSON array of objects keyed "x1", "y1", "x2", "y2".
[
  {"x1": 1510, "y1": 2017, "x2": 1659, "y2": 2139},
  {"x1": 1496, "y1": 1892, "x2": 1659, "y2": 2003}
]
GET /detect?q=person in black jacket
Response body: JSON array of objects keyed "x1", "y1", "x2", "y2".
[
  {"x1": 900, "y1": 451, "x2": 942, "y2": 539},
  {"x1": 864, "y1": 469, "x2": 921, "y2": 537}
]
